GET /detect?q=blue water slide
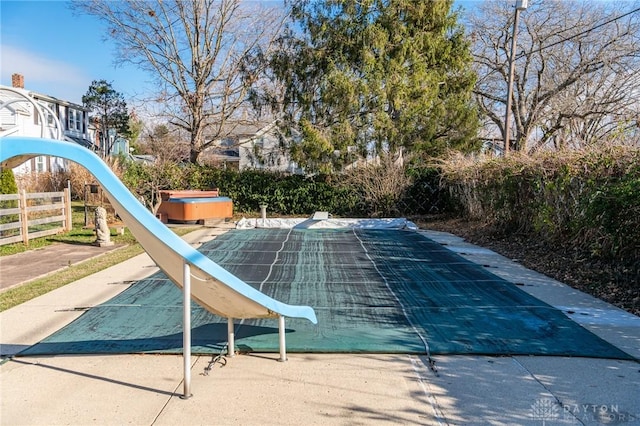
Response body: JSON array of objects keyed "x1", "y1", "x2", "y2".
[{"x1": 0, "y1": 137, "x2": 317, "y2": 324}]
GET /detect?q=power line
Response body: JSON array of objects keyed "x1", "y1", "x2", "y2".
[{"x1": 515, "y1": 6, "x2": 640, "y2": 59}]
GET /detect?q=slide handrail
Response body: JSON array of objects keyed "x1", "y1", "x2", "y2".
[{"x1": 0, "y1": 137, "x2": 317, "y2": 324}]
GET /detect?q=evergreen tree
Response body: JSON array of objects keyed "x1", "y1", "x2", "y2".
[
  {"x1": 0, "y1": 168, "x2": 18, "y2": 195},
  {"x1": 82, "y1": 80, "x2": 130, "y2": 156},
  {"x1": 0, "y1": 168, "x2": 19, "y2": 234},
  {"x1": 267, "y1": 0, "x2": 479, "y2": 173}
]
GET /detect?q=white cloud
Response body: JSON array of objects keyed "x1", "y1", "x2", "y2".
[{"x1": 0, "y1": 45, "x2": 91, "y2": 103}]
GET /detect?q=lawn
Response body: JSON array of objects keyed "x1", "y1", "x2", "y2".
[{"x1": 0, "y1": 201, "x2": 199, "y2": 311}]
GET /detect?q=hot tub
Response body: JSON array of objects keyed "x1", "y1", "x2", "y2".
[{"x1": 157, "y1": 190, "x2": 233, "y2": 223}]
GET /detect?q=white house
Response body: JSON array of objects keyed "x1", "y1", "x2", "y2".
[
  {"x1": 203, "y1": 120, "x2": 301, "y2": 173},
  {"x1": 0, "y1": 73, "x2": 95, "y2": 174},
  {"x1": 238, "y1": 121, "x2": 302, "y2": 173}
]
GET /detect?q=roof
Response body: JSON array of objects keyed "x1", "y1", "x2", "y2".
[
  {"x1": 0, "y1": 87, "x2": 33, "y2": 115},
  {"x1": 206, "y1": 120, "x2": 275, "y2": 142},
  {"x1": 64, "y1": 135, "x2": 94, "y2": 149},
  {"x1": 0, "y1": 84, "x2": 88, "y2": 111}
]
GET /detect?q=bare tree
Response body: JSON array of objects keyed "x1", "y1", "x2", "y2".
[
  {"x1": 74, "y1": 0, "x2": 287, "y2": 163},
  {"x1": 138, "y1": 124, "x2": 190, "y2": 164},
  {"x1": 468, "y1": 0, "x2": 640, "y2": 152}
]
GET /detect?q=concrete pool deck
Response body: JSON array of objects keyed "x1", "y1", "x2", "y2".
[{"x1": 1, "y1": 226, "x2": 638, "y2": 425}]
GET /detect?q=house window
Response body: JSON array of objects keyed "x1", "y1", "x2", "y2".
[
  {"x1": 39, "y1": 102, "x2": 57, "y2": 126},
  {"x1": 35, "y1": 156, "x2": 45, "y2": 172},
  {"x1": 68, "y1": 109, "x2": 75, "y2": 131},
  {"x1": 33, "y1": 102, "x2": 55, "y2": 126},
  {"x1": 68, "y1": 109, "x2": 82, "y2": 131}
]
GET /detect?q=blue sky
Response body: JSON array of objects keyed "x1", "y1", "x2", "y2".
[
  {"x1": 1, "y1": 0, "x2": 481, "y2": 108},
  {"x1": 0, "y1": 0, "x2": 152, "y2": 105}
]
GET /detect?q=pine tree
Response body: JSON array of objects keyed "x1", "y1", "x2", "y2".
[
  {"x1": 0, "y1": 168, "x2": 18, "y2": 195},
  {"x1": 268, "y1": 0, "x2": 479, "y2": 173},
  {"x1": 0, "y1": 168, "x2": 19, "y2": 235},
  {"x1": 82, "y1": 80, "x2": 130, "y2": 156}
]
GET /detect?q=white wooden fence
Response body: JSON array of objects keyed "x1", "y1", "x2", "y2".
[{"x1": 0, "y1": 189, "x2": 72, "y2": 246}]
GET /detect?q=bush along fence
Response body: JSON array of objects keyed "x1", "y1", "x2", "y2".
[
  {"x1": 120, "y1": 158, "x2": 449, "y2": 219},
  {"x1": 0, "y1": 189, "x2": 72, "y2": 246},
  {"x1": 440, "y1": 146, "x2": 640, "y2": 264}
]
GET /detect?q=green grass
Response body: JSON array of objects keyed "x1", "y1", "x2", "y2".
[
  {"x1": 0, "y1": 245, "x2": 144, "y2": 311},
  {"x1": 1, "y1": 201, "x2": 139, "y2": 256},
  {"x1": 0, "y1": 218, "x2": 200, "y2": 311}
]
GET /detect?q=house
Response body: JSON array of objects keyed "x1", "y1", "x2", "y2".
[
  {"x1": 0, "y1": 73, "x2": 95, "y2": 173},
  {"x1": 203, "y1": 120, "x2": 301, "y2": 173},
  {"x1": 238, "y1": 122, "x2": 302, "y2": 173}
]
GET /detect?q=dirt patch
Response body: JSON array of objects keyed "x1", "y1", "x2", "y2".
[{"x1": 416, "y1": 217, "x2": 639, "y2": 317}]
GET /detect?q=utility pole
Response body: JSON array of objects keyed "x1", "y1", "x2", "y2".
[{"x1": 504, "y1": 0, "x2": 528, "y2": 155}]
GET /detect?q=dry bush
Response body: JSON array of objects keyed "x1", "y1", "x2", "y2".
[
  {"x1": 341, "y1": 154, "x2": 411, "y2": 217},
  {"x1": 12, "y1": 157, "x2": 127, "y2": 225},
  {"x1": 440, "y1": 146, "x2": 639, "y2": 220},
  {"x1": 67, "y1": 156, "x2": 125, "y2": 200},
  {"x1": 67, "y1": 163, "x2": 94, "y2": 200},
  {"x1": 14, "y1": 170, "x2": 71, "y2": 193},
  {"x1": 438, "y1": 145, "x2": 640, "y2": 261}
]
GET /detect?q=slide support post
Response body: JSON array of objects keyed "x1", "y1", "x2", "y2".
[
  {"x1": 278, "y1": 315, "x2": 287, "y2": 362},
  {"x1": 227, "y1": 317, "x2": 235, "y2": 357},
  {"x1": 181, "y1": 261, "x2": 192, "y2": 399}
]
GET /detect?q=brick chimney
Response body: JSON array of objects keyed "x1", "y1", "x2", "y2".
[{"x1": 12, "y1": 73, "x2": 24, "y2": 89}]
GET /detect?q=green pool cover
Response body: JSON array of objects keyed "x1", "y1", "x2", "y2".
[{"x1": 20, "y1": 228, "x2": 634, "y2": 360}]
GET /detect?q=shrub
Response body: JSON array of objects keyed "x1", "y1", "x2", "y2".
[
  {"x1": 439, "y1": 146, "x2": 640, "y2": 262},
  {"x1": 0, "y1": 168, "x2": 18, "y2": 195},
  {"x1": 0, "y1": 169, "x2": 19, "y2": 237}
]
